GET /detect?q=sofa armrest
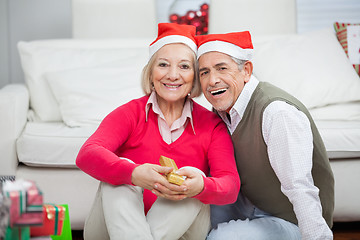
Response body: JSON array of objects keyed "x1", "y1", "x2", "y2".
[{"x1": 0, "y1": 84, "x2": 29, "y2": 176}]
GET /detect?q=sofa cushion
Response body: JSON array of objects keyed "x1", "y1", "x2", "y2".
[
  {"x1": 16, "y1": 117, "x2": 360, "y2": 168},
  {"x1": 334, "y1": 22, "x2": 360, "y2": 76},
  {"x1": 16, "y1": 122, "x2": 97, "y2": 167},
  {"x1": 46, "y1": 67, "x2": 144, "y2": 127},
  {"x1": 45, "y1": 68, "x2": 211, "y2": 127},
  {"x1": 252, "y1": 28, "x2": 360, "y2": 109},
  {"x1": 17, "y1": 38, "x2": 151, "y2": 122}
]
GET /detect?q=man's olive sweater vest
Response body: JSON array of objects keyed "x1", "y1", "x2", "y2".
[{"x1": 231, "y1": 82, "x2": 334, "y2": 227}]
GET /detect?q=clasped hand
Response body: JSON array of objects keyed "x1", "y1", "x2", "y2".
[{"x1": 131, "y1": 163, "x2": 204, "y2": 201}]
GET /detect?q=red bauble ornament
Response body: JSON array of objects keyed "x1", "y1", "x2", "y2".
[
  {"x1": 169, "y1": 14, "x2": 180, "y2": 23},
  {"x1": 168, "y1": 2, "x2": 209, "y2": 35},
  {"x1": 192, "y1": 18, "x2": 202, "y2": 28},
  {"x1": 197, "y1": 10, "x2": 205, "y2": 17},
  {"x1": 180, "y1": 16, "x2": 187, "y2": 24},
  {"x1": 186, "y1": 10, "x2": 196, "y2": 21},
  {"x1": 200, "y1": 3, "x2": 209, "y2": 11}
]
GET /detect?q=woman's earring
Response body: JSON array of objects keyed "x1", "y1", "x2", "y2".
[{"x1": 188, "y1": 85, "x2": 194, "y2": 96}]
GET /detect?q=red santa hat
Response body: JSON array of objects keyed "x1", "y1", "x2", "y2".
[
  {"x1": 149, "y1": 23, "x2": 197, "y2": 59},
  {"x1": 196, "y1": 31, "x2": 254, "y2": 60}
]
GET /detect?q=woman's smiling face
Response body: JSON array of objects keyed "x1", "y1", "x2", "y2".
[{"x1": 151, "y1": 43, "x2": 195, "y2": 106}]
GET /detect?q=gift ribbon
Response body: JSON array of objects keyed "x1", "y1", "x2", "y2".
[
  {"x1": 26, "y1": 186, "x2": 43, "y2": 213},
  {"x1": 46, "y1": 204, "x2": 59, "y2": 235},
  {"x1": 53, "y1": 204, "x2": 59, "y2": 235},
  {"x1": 20, "y1": 190, "x2": 24, "y2": 215}
]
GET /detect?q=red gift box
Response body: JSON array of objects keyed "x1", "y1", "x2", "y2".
[
  {"x1": 3, "y1": 180, "x2": 43, "y2": 227},
  {"x1": 30, "y1": 204, "x2": 66, "y2": 237}
]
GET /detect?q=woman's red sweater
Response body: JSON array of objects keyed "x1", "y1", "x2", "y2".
[{"x1": 76, "y1": 96, "x2": 240, "y2": 213}]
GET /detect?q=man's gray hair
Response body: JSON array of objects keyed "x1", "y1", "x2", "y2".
[{"x1": 231, "y1": 57, "x2": 248, "y2": 71}]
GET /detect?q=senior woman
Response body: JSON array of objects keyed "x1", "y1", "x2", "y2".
[{"x1": 76, "y1": 23, "x2": 240, "y2": 240}]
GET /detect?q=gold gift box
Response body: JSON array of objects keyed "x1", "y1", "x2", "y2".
[{"x1": 159, "y1": 156, "x2": 185, "y2": 185}]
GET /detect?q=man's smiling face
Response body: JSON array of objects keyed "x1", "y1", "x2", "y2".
[{"x1": 198, "y1": 51, "x2": 251, "y2": 112}]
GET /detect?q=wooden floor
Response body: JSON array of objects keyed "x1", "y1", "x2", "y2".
[
  {"x1": 72, "y1": 221, "x2": 360, "y2": 240},
  {"x1": 71, "y1": 230, "x2": 83, "y2": 240},
  {"x1": 333, "y1": 221, "x2": 360, "y2": 240}
]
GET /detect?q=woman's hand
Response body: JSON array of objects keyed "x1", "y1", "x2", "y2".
[
  {"x1": 131, "y1": 163, "x2": 173, "y2": 190},
  {"x1": 152, "y1": 167, "x2": 205, "y2": 201}
]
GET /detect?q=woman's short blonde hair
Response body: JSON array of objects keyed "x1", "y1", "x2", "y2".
[{"x1": 141, "y1": 44, "x2": 202, "y2": 98}]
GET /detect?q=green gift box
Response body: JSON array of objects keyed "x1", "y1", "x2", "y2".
[{"x1": 50, "y1": 204, "x2": 71, "y2": 240}]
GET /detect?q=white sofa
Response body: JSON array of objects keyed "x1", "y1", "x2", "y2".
[
  {"x1": 1, "y1": 27, "x2": 360, "y2": 230},
  {"x1": 1, "y1": 0, "x2": 360, "y2": 230}
]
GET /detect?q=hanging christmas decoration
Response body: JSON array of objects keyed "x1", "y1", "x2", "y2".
[{"x1": 169, "y1": 2, "x2": 209, "y2": 35}]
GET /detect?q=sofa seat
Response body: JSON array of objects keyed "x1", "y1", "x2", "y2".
[
  {"x1": 16, "y1": 117, "x2": 360, "y2": 168},
  {"x1": 315, "y1": 120, "x2": 360, "y2": 159},
  {"x1": 17, "y1": 122, "x2": 97, "y2": 167}
]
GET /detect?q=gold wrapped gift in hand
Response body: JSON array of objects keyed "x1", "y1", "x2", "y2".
[{"x1": 159, "y1": 156, "x2": 185, "y2": 185}]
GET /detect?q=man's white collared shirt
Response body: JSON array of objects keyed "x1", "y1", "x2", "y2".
[{"x1": 217, "y1": 76, "x2": 333, "y2": 240}]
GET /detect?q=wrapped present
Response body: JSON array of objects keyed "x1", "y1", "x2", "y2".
[
  {"x1": 2, "y1": 180, "x2": 43, "y2": 227},
  {"x1": 4, "y1": 226, "x2": 30, "y2": 240},
  {"x1": 50, "y1": 204, "x2": 72, "y2": 240},
  {"x1": 0, "y1": 192, "x2": 11, "y2": 239},
  {"x1": 30, "y1": 204, "x2": 65, "y2": 237}
]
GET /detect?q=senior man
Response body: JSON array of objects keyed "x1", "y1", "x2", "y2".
[{"x1": 196, "y1": 32, "x2": 334, "y2": 240}]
